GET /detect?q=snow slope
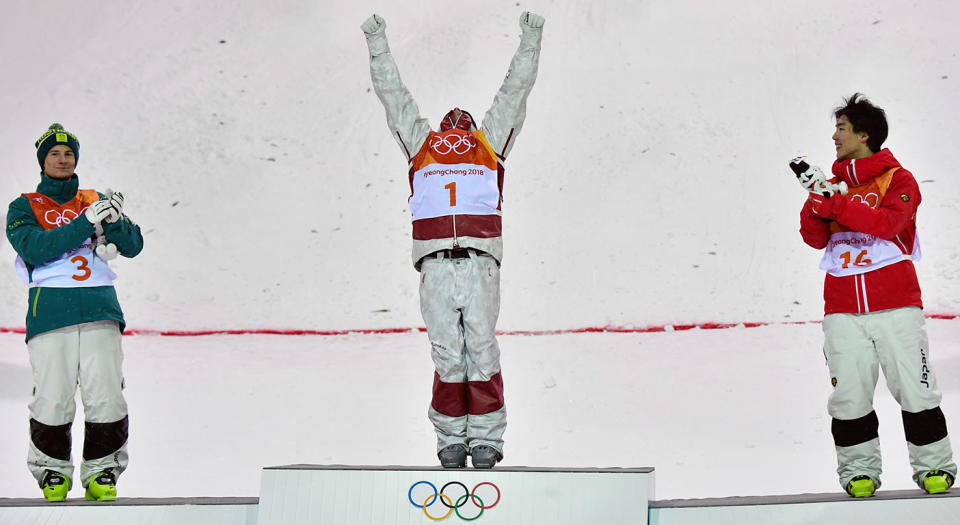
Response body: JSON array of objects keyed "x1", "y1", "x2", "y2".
[
  {"x1": 1, "y1": 0, "x2": 960, "y2": 502},
  {"x1": 2, "y1": 0, "x2": 959, "y2": 331}
]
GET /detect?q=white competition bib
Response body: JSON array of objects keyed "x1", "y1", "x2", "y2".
[
  {"x1": 16, "y1": 240, "x2": 117, "y2": 288},
  {"x1": 13, "y1": 189, "x2": 117, "y2": 288},
  {"x1": 409, "y1": 162, "x2": 501, "y2": 221},
  {"x1": 819, "y1": 231, "x2": 920, "y2": 277}
]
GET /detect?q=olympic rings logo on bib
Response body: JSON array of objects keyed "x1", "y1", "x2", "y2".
[
  {"x1": 44, "y1": 208, "x2": 83, "y2": 227},
  {"x1": 430, "y1": 134, "x2": 476, "y2": 155},
  {"x1": 408, "y1": 480, "x2": 500, "y2": 521},
  {"x1": 848, "y1": 191, "x2": 881, "y2": 209}
]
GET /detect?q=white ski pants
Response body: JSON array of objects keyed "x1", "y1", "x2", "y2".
[
  {"x1": 27, "y1": 321, "x2": 129, "y2": 488},
  {"x1": 419, "y1": 250, "x2": 506, "y2": 455},
  {"x1": 824, "y1": 307, "x2": 956, "y2": 489}
]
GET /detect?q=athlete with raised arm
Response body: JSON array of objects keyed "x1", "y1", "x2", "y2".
[{"x1": 362, "y1": 11, "x2": 544, "y2": 469}]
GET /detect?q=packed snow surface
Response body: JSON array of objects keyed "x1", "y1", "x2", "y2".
[{"x1": 1, "y1": 0, "x2": 959, "y2": 501}]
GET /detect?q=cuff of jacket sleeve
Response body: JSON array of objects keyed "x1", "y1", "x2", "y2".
[
  {"x1": 520, "y1": 28, "x2": 542, "y2": 44},
  {"x1": 101, "y1": 217, "x2": 126, "y2": 235},
  {"x1": 365, "y1": 33, "x2": 390, "y2": 56},
  {"x1": 831, "y1": 196, "x2": 850, "y2": 222}
]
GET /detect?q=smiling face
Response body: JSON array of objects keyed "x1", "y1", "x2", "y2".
[
  {"x1": 43, "y1": 145, "x2": 77, "y2": 179},
  {"x1": 832, "y1": 115, "x2": 873, "y2": 160}
]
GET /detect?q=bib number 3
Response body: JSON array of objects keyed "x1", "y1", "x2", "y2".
[{"x1": 70, "y1": 255, "x2": 91, "y2": 281}]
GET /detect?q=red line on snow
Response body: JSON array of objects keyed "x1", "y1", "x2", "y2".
[
  {"x1": 1, "y1": 313, "x2": 957, "y2": 337},
  {"x1": 125, "y1": 327, "x2": 426, "y2": 336}
]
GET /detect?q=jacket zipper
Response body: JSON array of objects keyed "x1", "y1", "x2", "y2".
[{"x1": 452, "y1": 214, "x2": 459, "y2": 248}]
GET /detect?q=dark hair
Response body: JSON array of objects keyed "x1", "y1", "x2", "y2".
[{"x1": 834, "y1": 93, "x2": 888, "y2": 153}]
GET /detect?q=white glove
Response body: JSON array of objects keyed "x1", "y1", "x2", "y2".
[
  {"x1": 85, "y1": 200, "x2": 115, "y2": 225},
  {"x1": 789, "y1": 158, "x2": 848, "y2": 197},
  {"x1": 105, "y1": 189, "x2": 124, "y2": 223},
  {"x1": 520, "y1": 11, "x2": 545, "y2": 29},
  {"x1": 96, "y1": 243, "x2": 118, "y2": 261},
  {"x1": 90, "y1": 201, "x2": 117, "y2": 260},
  {"x1": 813, "y1": 179, "x2": 848, "y2": 198},
  {"x1": 791, "y1": 160, "x2": 825, "y2": 191},
  {"x1": 361, "y1": 14, "x2": 385, "y2": 35}
]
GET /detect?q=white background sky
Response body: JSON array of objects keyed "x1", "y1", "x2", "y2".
[{"x1": 0, "y1": 0, "x2": 959, "y2": 501}]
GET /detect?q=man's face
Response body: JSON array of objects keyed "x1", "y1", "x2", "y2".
[
  {"x1": 439, "y1": 107, "x2": 474, "y2": 132},
  {"x1": 43, "y1": 145, "x2": 76, "y2": 179},
  {"x1": 832, "y1": 115, "x2": 870, "y2": 160}
]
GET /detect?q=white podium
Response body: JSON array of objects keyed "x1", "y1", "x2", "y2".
[{"x1": 256, "y1": 464, "x2": 655, "y2": 525}]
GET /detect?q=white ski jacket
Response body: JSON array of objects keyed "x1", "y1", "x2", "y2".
[{"x1": 365, "y1": 19, "x2": 542, "y2": 268}]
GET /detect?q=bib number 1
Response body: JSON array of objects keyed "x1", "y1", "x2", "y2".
[{"x1": 444, "y1": 182, "x2": 457, "y2": 206}]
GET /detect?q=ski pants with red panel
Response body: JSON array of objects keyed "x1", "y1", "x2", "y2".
[{"x1": 419, "y1": 250, "x2": 506, "y2": 456}]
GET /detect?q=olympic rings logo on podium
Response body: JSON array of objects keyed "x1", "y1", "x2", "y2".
[{"x1": 408, "y1": 480, "x2": 501, "y2": 521}]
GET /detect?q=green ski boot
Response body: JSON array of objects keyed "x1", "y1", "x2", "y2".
[
  {"x1": 923, "y1": 470, "x2": 955, "y2": 494},
  {"x1": 85, "y1": 470, "x2": 117, "y2": 501},
  {"x1": 40, "y1": 470, "x2": 70, "y2": 502},
  {"x1": 845, "y1": 475, "x2": 876, "y2": 498}
]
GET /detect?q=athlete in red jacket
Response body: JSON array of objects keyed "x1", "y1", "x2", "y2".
[
  {"x1": 800, "y1": 147, "x2": 921, "y2": 314},
  {"x1": 798, "y1": 94, "x2": 955, "y2": 497}
]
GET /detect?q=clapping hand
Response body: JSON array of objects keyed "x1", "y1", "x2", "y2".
[{"x1": 105, "y1": 189, "x2": 124, "y2": 223}]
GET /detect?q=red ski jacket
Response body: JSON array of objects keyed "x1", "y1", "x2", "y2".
[{"x1": 799, "y1": 148, "x2": 923, "y2": 315}]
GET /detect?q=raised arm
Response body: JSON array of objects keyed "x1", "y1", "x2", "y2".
[
  {"x1": 481, "y1": 12, "x2": 545, "y2": 160},
  {"x1": 362, "y1": 14, "x2": 431, "y2": 161}
]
